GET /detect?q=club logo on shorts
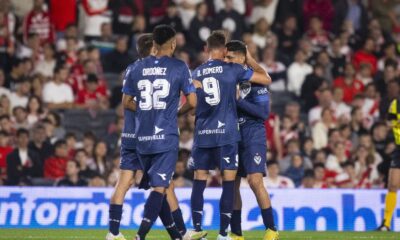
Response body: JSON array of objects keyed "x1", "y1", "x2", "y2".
[
  {"x1": 254, "y1": 153, "x2": 262, "y2": 165},
  {"x1": 223, "y1": 157, "x2": 230, "y2": 163},
  {"x1": 157, "y1": 173, "x2": 167, "y2": 181}
]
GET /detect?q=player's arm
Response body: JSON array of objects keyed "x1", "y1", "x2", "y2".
[
  {"x1": 246, "y1": 50, "x2": 272, "y2": 86},
  {"x1": 237, "y1": 96, "x2": 269, "y2": 120},
  {"x1": 122, "y1": 93, "x2": 136, "y2": 111},
  {"x1": 121, "y1": 65, "x2": 138, "y2": 111},
  {"x1": 178, "y1": 66, "x2": 198, "y2": 116},
  {"x1": 178, "y1": 92, "x2": 197, "y2": 116}
]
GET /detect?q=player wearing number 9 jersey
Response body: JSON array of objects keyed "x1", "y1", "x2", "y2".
[
  {"x1": 126, "y1": 25, "x2": 197, "y2": 240},
  {"x1": 189, "y1": 31, "x2": 271, "y2": 240}
]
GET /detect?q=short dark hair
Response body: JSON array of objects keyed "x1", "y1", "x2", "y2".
[
  {"x1": 267, "y1": 160, "x2": 278, "y2": 167},
  {"x1": 207, "y1": 30, "x2": 226, "y2": 50},
  {"x1": 153, "y1": 25, "x2": 176, "y2": 46},
  {"x1": 137, "y1": 33, "x2": 153, "y2": 58},
  {"x1": 68, "y1": 159, "x2": 80, "y2": 168},
  {"x1": 54, "y1": 140, "x2": 67, "y2": 149},
  {"x1": 313, "y1": 162, "x2": 325, "y2": 169},
  {"x1": 54, "y1": 64, "x2": 66, "y2": 75},
  {"x1": 226, "y1": 40, "x2": 246, "y2": 55},
  {"x1": 16, "y1": 128, "x2": 29, "y2": 137},
  {"x1": 303, "y1": 169, "x2": 315, "y2": 178},
  {"x1": 87, "y1": 73, "x2": 98, "y2": 83}
]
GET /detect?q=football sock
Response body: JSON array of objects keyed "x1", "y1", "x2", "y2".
[
  {"x1": 137, "y1": 191, "x2": 164, "y2": 239},
  {"x1": 230, "y1": 210, "x2": 242, "y2": 236},
  {"x1": 191, "y1": 180, "x2": 207, "y2": 232},
  {"x1": 172, "y1": 208, "x2": 187, "y2": 235},
  {"x1": 109, "y1": 204, "x2": 123, "y2": 235},
  {"x1": 261, "y1": 207, "x2": 276, "y2": 231},
  {"x1": 219, "y1": 181, "x2": 235, "y2": 236},
  {"x1": 159, "y1": 195, "x2": 182, "y2": 239},
  {"x1": 384, "y1": 191, "x2": 397, "y2": 227}
]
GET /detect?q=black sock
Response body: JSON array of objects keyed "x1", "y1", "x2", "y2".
[
  {"x1": 172, "y1": 208, "x2": 187, "y2": 235},
  {"x1": 219, "y1": 181, "x2": 235, "y2": 236},
  {"x1": 137, "y1": 191, "x2": 164, "y2": 239},
  {"x1": 159, "y1": 195, "x2": 182, "y2": 239},
  {"x1": 109, "y1": 204, "x2": 123, "y2": 235},
  {"x1": 230, "y1": 210, "x2": 242, "y2": 236},
  {"x1": 191, "y1": 180, "x2": 207, "y2": 232},
  {"x1": 261, "y1": 207, "x2": 276, "y2": 231}
]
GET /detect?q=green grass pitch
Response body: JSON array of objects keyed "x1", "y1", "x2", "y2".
[{"x1": 0, "y1": 229, "x2": 399, "y2": 240}]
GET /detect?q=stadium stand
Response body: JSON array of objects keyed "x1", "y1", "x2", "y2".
[{"x1": 0, "y1": 0, "x2": 399, "y2": 191}]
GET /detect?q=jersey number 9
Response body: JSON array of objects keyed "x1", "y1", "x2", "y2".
[
  {"x1": 138, "y1": 79, "x2": 170, "y2": 110},
  {"x1": 203, "y1": 77, "x2": 220, "y2": 106}
]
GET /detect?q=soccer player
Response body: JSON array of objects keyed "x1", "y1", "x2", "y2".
[
  {"x1": 189, "y1": 31, "x2": 271, "y2": 240},
  {"x1": 377, "y1": 95, "x2": 400, "y2": 231},
  {"x1": 128, "y1": 25, "x2": 197, "y2": 240},
  {"x1": 224, "y1": 40, "x2": 278, "y2": 240}
]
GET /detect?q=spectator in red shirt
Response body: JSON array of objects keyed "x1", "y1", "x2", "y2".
[
  {"x1": 23, "y1": 0, "x2": 55, "y2": 45},
  {"x1": 303, "y1": 0, "x2": 335, "y2": 32},
  {"x1": 43, "y1": 140, "x2": 69, "y2": 179},
  {"x1": 352, "y1": 38, "x2": 378, "y2": 75},
  {"x1": 75, "y1": 74, "x2": 108, "y2": 110},
  {"x1": 49, "y1": 0, "x2": 77, "y2": 33},
  {"x1": 0, "y1": 130, "x2": 13, "y2": 178},
  {"x1": 333, "y1": 63, "x2": 364, "y2": 104}
]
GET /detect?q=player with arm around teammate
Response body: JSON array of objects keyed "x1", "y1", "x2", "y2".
[
  {"x1": 188, "y1": 31, "x2": 271, "y2": 240},
  {"x1": 224, "y1": 40, "x2": 278, "y2": 240},
  {"x1": 129, "y1": 25, "x2": 198, "y2": 240}
]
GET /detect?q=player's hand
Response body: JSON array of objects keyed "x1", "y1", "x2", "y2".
[
  {"x1": 193, "y1": 80, "x2": 202, "y2": 89},
  {"x1": 245, "y1": 46, "x2": 253, "y2": 62},
  {"x1": 236, "y1": 87, "x2": 240, "y2": 100}
]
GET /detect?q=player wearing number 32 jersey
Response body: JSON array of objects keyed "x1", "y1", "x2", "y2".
[
  {"x1": 189, "y1": 31, "x2": 271, "y2": 240},
  {"x1": 126, "y1": 25, "x2": 197, "y2": 240}
]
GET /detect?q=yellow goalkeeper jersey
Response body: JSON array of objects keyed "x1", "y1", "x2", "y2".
[{"x1": 389, "y1": 97, "x2": 400, "y2": 145}]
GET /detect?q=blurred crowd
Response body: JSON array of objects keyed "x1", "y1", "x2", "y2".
[{"x1": 0, "y1": 0, "x2": 399, "y2": 189}]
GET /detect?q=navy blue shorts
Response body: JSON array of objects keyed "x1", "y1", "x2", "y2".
[
  {"x1": 190, "y1": 143, "x2": 238, "y2": 171},
  {"x1": 138, "y1": 148, "x2": 178, "y2": 188},
  {"x1": 391, "y1": 146, "x2": 400, "y2": 168},
  {"x1": 237, "y1": 143, "x2": 267, "y2": 177},
  {"x1": 120, "y1": 148, "x2": 142, "y2": 171}
]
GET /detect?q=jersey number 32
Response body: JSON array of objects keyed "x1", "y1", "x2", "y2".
[{"x1": 138, "y1": 79, "x2": 170, "y2": 110}]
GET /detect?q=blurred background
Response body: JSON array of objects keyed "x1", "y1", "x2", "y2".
[{"x1": 0, "y1": 0, "x2": 399, "y2": 192}]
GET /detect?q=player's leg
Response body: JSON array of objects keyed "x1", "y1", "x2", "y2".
[
  {"x1": 191, "y1": 169, "x2": 209, "y2": 231},
  {"x1": 243, "y1": 144, "x2": 278, "y2": 240},
  {"x1": 247, "y1": 173, "x2": 276, "y2": 232},
  {"x1": 380, "y1": 168, "x2": 400, "y2": 230},
  {"x1": 136, "y1": 151, "x2": 179, "y2": 240},
  {"x1": 190, "y1": 146, "x2": 211, "y2": 236},
  {"x1": 167, "y1": 182, "x2": 187, "y2": 235},
  {"x1": 218, "y1": 144, "x2": 239, "y2": 239},
  {"x1": 159, "y1": 189, "x2": 183, "y2": 240},
  {"x1": 108, "y1": 149, "x2": 140, "y2": 240},
  {"x1": 229, "y1": 177, "x2": 244, "y2": 240}
]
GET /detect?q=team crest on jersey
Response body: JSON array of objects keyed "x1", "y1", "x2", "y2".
[
  {"x1": 254, "y1": 153, "x2": 262, "y2": 165},
  {"x1": 240, "y1": 82, "x2": 251, "y2": 99}
]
